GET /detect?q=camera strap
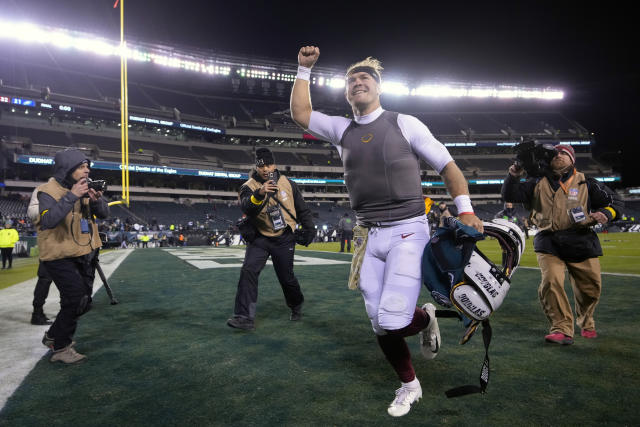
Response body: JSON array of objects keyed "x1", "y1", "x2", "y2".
[{"x1": 271, "y1": 194, "x2": 298, "y2": 224}]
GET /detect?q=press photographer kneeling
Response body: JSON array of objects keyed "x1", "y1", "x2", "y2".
[
  {"x1": 228, "y1": 148, "x2": 315, "y2": 330},
  {"x1": 502, "y1": 142, "x2": 622, "y2": 345},
  {"x1": 36, "y1": 149, "x2": 109, "y2": 363}
]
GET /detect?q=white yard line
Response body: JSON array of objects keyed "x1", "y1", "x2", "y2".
[
  {"x1": 0, "y1": 249, "x2": 134, "y2": 410},
  {"x1": 519, "y1": 266, "x2": 640, "y2": 278}
]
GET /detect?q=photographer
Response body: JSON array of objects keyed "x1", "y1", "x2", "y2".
[
  {"x1": 502, "y1": 144, "x2": 622, "y2": 345},
  {"x1": 36, "y1": 149, "x2": 109, "y2": 363},
  {"x1": 227, "y1": 148, "x2": 315, "y2": 331}
]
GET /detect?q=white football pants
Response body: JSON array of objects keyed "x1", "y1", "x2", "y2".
[{"x1": 358, "y1": 215, "x2": 430, "y2": 335}]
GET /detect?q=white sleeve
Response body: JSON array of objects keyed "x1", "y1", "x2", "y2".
[
  {"x1": 397, "y1": 114, "x2": 453, "y2": 174},
  {"x1": 308, "y1": 111, "x2": 352, "y2": 147},
  {"x1": 27, "y1": 187, "x2": 40, "y2": 223}
]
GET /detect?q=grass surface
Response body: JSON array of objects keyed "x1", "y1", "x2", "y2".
[
  {"x1": 304, "y1": 232, "x2": 640, "y2": 275},
  {"x1": 0, "y1": 256, "x2": 39, "y2": 290},
  {"x1": 1, "y1": 233, "x2": 638, "y2": 291},
  {"x1": 1, "y1": 245, "x2": 638, "y2": 426}
]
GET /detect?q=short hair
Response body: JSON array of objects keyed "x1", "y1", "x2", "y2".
[{"x1": 345, "y1": 57, "x2": 383, "y2": 82}]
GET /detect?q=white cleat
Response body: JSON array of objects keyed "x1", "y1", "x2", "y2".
[
  {"x1": 419, "y1": 303, "x2": 441, "y2": 359},
  {"x1": 387, "y1": 381, "x2": 422, "y2": 417}
]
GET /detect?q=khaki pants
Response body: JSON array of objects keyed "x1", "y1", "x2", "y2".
[{"x1": 537, "y1": 253, "x2": 602, "y2": 337}]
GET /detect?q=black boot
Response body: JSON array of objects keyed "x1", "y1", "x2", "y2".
[
  {"x1": 290, "y1": 303, "x2": 303, "y2": 321},
  {"x1": 31, "y1": 310, "x2": 52, "y2": 325}
]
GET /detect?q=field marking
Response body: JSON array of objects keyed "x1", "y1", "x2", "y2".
[
  {"x1": 519, "y1": 266, "x2": 640, "y2": 278},
  {"x1": 164, "y1": 247, "x2": 351, "y2": 269},
  {"x1": 0, "y1": 249, "x2": 134, "y2": 411}
]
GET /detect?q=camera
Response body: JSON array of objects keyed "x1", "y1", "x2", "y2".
[
  {"x1": 87, "y1": 178, "x2": 108, "y2": 192},
  {"x1": 513, "y1": 138, "x2": 557, "y2": 177}
]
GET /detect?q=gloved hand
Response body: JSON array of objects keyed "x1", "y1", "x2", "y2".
[{"x1": 295, "y1": 228, "x2": 314, "y2": 246}]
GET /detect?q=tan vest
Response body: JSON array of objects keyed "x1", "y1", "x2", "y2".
[
  {"x1": 243, "y1": 175, "x2": 297, "y2": 237},
  {"x1": 36, "y1": 178, "x2": 102, "y2": 261},
  {"x1": 530, "y1": 171, "x2": 591, "y2": 232}
]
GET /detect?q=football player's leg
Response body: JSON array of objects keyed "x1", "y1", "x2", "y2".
[
  {"x1": 359, "y1": 250, "x2": 386, "y2": 335},
  {"x1": 378, "y1": 223, "x2": 430, "y2": 334}
]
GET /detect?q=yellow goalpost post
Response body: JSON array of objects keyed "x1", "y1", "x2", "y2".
[{"x1": 110, "y1": 0, "x2": 130, "y2": 208}]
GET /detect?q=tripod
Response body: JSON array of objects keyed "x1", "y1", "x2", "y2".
[{"x1": 94, "y1": 256, "x2": 119, "y2": 305}]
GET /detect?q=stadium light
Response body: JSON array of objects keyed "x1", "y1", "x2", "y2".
[
  {"x1": 0, "y1": 19, "x2": 563, "y2": 100},
  {"x1": 382, "y1": 81, "x2": 410, "y2": 96},
  {"x1": 327, "y1": 77, "x2": 345, "y2": 89}
]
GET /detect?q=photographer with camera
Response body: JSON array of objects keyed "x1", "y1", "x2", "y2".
[
  {"x1": 502, "y1": 143, "x2": 622, "y2": 345},
  {"x1": 35, "y1": 149, "x2": 109, "y2": 363},
  {"x1": 227, "y1": 148, "x2": 315, "y2": 331}
]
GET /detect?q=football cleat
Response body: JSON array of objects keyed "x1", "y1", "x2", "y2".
[
  {"x1": 419, "y1": 303, "x2": 441, "y2": 359},
  {"x1": 387, "y1": 381, "x2": 422, "y2": 417}
]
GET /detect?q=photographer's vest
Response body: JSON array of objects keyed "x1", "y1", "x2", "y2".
[
  {"x1": 530, "y1": 171, "x2": 591, "y2": 232},
  {"x1": 340, "y1": 111, "x2": 425, "y2": 224},
  {"x1": 243, "y1": 175, "x2": 297, "y2": 237},
  {"x1": 36, "y1": 178, "x2": 102, "y2": 261}
]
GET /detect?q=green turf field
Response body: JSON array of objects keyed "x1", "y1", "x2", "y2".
[
  {"x1": 303, "y1": 232, "x2": 640, "y2": 275},
  {"x1": 1, "y1": 243, "x2": 638, "y2": 426}
]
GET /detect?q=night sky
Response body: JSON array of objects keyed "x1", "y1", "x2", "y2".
[{"x1": 3, "y1": 0, "x2": 637, "y2": 184}]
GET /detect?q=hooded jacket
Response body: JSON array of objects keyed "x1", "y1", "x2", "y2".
[{"x1": 36, "y1": 149, "x2": 109, "y2": 260}]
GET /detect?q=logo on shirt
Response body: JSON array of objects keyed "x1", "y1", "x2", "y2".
[
  {"x1": 401, "y1": 233, "x2": 414, "y2": 239},
  {"x1": 280, "y1": 190, "x2": 288, "y2": 201},
  {"x1": 569, "y1": 188, "x2": 579, "y2": 201},
  {"x1": 360, "y1": 133, "x2": 373, "y2": 143}
]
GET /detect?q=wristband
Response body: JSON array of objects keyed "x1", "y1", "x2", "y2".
[
  {"x1": 453, "y1": 195, "x2": 474, "y2": 215},
  {"x1": 250, "y1": 195, "x2": 264, "y2": 205},
  {"x1": 296, "y1": 65, "x2": 311, "y2": 81},
  {"x1": 603, "y1": 206, "x2": 616, "y2": 220}
]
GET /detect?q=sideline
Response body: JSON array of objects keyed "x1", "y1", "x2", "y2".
[
  {"x1": 0, "y1": 249, "x2": 134, "y2": 410},
  {"x1": 301, "y1": 250, "x2": 640, "y2": 277},
  {"x1": 518, "y1": 266, "x2": 640, "y2": 278}
]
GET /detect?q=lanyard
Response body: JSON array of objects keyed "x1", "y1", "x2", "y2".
[{"x1": 558, "y1": 168, "x2": 577, "y2": 195}]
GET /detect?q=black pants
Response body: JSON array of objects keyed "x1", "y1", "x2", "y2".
[
  {"x1": 1, "y1": 247, "x2": 14, "y2": 268},
  {"x1": 33, "y1": 261, "x2": 53, "y2": 312},
  {"x1": 44, "y1": 254, "x2": 96, "y2": 350},
  {"x1": 234, "y1": 229, "x2": 303, "y2": 320},
  {"x1": 340, "y1": 230, "x2": 353, "y2": 252}
]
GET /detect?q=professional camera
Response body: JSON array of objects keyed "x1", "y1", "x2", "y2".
[
  {"x1": 87, "y1": 178, "x2": 108, "y2": 192},
  {"x1": 513, "y1": 138, "x2": 557, "y2": 177}
]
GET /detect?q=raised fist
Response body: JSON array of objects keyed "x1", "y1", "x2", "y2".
[{"x1": 298, "y1": 46, "x2": 320, "y2": 68}]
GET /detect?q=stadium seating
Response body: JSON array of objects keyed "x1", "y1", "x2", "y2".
[
  {"x1": 0, "y1": 197, "x2": 28, "y2": 219},
  {"x1": 0, "y1": 39, "x2": 620, "y2": 226},
  {"x1": 455, "y1": 114, "x2": 503, "y2": 134},
  {"x1": 141, "y1": 86, "x2": 211, "y2": 118},
  {"x1": 199, "y1": 98, "x2": 251, "y2": 121},
  {"x1": 490, "y1": 113, "x2": 544, "y2": 134},
  {"x1": 0, "y1": 125, "x2": 71, "y2": 147},
  {"x1": 415, "y1": 114, "x2": 465, "y2": 135}
]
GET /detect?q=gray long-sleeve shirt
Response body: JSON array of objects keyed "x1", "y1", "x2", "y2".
[{"x1": 38, "y1": 191, "x2": 109, "y2": 230}]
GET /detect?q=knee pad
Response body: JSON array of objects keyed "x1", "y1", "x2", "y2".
[
  {"x1": 378, "y1": 293, "x2": 411, "y2": 330},
  {"x1": 76, "y1": 294, "x2": 92, "y2": 316}
]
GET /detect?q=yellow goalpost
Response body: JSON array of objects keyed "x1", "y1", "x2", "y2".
[{"x1": 109, "y1": 0, "x2": 130, "y2": 207}]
